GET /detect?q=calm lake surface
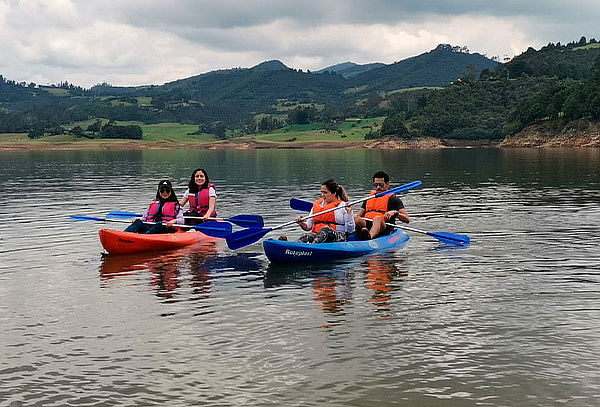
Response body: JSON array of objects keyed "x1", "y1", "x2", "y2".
[{"x1": 1, "y1": 148, "x2": 599, "y2": 406}]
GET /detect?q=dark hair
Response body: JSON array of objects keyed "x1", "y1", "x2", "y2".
[
  {"x1": 188, "y1": 168, "x2": 210, "y2": 193},
  {"x1": 155, "y1": 180, "x2": 179, "y2": 203},
  {"x1": 322, "y1": 178, "x2": 349, "y2": 201},
  {"x1": 373, "y1": 171, "x2": 389, "y2": 183}
]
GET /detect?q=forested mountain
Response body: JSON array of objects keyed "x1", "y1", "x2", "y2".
[
  {"x1": 350, "y1": 44, "x2": 498, "y2": 91},
  {"x1": 380, "y1": 38, "x2": 600, "y2": 140},
  {"x1": 316, "y1": 62, "x2": 385, "y2": 78},
  {"x1": 1, "y1": 44, "x2": 497, "y2": 133},
  {"x1": 3, "y1": 39, "x2": 599, "y2": 142},
  {"x1": 495, "y1": 36, "x2": 600, "y2": 80}
]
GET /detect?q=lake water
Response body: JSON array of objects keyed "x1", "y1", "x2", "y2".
[{"x1": 0, "y1": 148, "x2": 599, "y2": 406}]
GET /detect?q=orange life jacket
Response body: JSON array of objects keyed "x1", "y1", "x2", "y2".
[
  {"x1": 364, "y1": 190, "x2": 392, "y2": 220},
  {"x1": 188, "y1": 184, "x2": 217, "y2": 216},
  {"x1": 311, "y1": 198, "x2": 343, "y2": 233},
  {"x1": 147, "y1": 201, "x2": 179, "y2": 222}
]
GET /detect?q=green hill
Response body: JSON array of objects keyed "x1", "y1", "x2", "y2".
[
  {"x1": 350, "y1": 44, "x2": 498, "y2": 92},
  {"x1": 495, "y1": 36, "x2": 600, "y2": 80}
]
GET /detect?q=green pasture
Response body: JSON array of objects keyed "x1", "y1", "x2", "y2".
[
  {"x1": 271, "y1": 101, "x2": 325, "y2": 111},
  {"x1": 253, "y1": 117, "x2": 385, "y2": 143},
  {"x1": 108, "y1": 121, "x2": 219, "y2": 142},
  {"x1": 0, "y1": 133, "x2": 28, "y2": 143},
  {"x1": 137, "y1": 97, "x2": 153, "y2": 106},
  {"x1": 39, "y1": 87, "x2": 69, "y2": 96},
  {"x1": 573, "y1": 43, "x2": 600, "y2": 50}
]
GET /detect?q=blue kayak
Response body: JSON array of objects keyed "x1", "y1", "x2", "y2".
[{"x1": 263, "y1": 228, "x2": 409, "y2": 264}]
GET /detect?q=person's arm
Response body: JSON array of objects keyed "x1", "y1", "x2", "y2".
[
  {"x1": 385, "y1": 195, "x2": 409, "y2": 223},
  {"x1": 179, "y1": 189, "x2": 190, "y2": 207},
  {"x1": 339, "y1": 203, "x2": 355, "y2": 233},
  {"x1": 167, "y1": 206, "x2": 185, "y2": 227},
  {"x1": 296, "y1": 209, "x2": 314, "y2": 231},
  {"x1": 203, "y1": 188, "x2": 217, "y2": 219},
  {"x1": 356, "y1": 204, "x2": 366, "y2": 218},
  {"x1": 140, "y1": 204, "x2": 152, "y2": 222}
]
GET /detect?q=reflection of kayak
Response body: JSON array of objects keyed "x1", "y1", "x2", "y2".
[
  {"x1": 99, "y1": 228, "x2": 217, "y2": 255},
  {"x1": 263, "y1": 229, "x2": 409, "y2": 264}
]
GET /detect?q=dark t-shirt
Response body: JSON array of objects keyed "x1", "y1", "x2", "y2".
[{"x1": 361, "y1": 194, "x2": 404, "y2": 223}]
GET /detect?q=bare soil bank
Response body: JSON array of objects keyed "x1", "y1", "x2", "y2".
[
  {"x1": 500, "y1": 120, "x2": 600, "y2": 148},
  {"x1": 0, "y1": 137, "x2": 500, "y2": 151},
  {"x1": 2, "y1": 122, "x2": 599, "y2": 151}
]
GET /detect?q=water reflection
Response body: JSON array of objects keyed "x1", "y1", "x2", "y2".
[
  {"x1": 363, "y1": 255, "x2": 408, "y2": 317},
  {"x1": 99, "y1": 243, "x2": 219, "y2": 298},
  {"x1": 264, "y1": 255, "x2": 409, "y2": 322},
  {"x1": 2, "y1": 149, "x2": 599, "y2": 407},
  {"x1": 99, "y1": 244, "x2": 265, "y2": 301}
]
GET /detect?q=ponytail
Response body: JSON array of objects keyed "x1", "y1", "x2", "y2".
[{"x1": 322, "y1": 178, "x2": 348, "y2": 202}]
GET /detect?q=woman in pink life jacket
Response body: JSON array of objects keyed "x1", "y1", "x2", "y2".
[
  {"x1": 124, "y1": 180, "x2": 184, "y2": 234},
  {"x1": 179, "y1": 168, "x2": 217, "y2": 226}
]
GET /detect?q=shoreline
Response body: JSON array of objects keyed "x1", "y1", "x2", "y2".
[{"x1": 1, "y1": 133, "x2": 598, "y2": 151}]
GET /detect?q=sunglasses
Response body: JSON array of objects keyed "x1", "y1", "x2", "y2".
[
  {"x1": 159, "y1": 187, "x2": 171, "y2": 193},
  {"x1": 373, "y1": 183, "x2": 386, "y2": 187}
]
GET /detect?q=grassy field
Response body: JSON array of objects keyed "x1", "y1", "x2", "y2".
[
  {"x1": 573, "y1": 43, "x2": 600, "y2": 50},
  {"x1": 1, "y1": 117, "x2": 385, "y2": 147},
  {"x1": 252, "y1": 117, "x2": 384, "y2": 143},
  {"x1": 0, "y1": 133, "x2": 29, "y2": 142},
  {"x1": 39, "y1": 87, "x2": 69, "y2": 96}
]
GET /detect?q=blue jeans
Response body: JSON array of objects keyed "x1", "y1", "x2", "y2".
[{"x1": 124, "y1": 219, "x2": 169, "y2": 234}]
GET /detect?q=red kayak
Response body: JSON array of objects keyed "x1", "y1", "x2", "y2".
[{"x1": 99, "y1": 228, "x2": 219, "y2": 255}]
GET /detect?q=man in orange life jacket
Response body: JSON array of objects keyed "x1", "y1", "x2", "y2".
[{"x1": 353, "y1": 171, "x2": 410, "y2": 240}]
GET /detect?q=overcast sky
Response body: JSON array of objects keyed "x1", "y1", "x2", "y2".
[{"x1": 0, "y1": 0, "x2": 598, "y2": 87}]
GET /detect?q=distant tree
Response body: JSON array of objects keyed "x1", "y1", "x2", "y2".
[
  {"x1": 87, "y1": 119, "x2": 102, "y2": 133},
  {"x1": 71, "y1": 125, "x2": 84, "y2": 137},
  {"x1": 210, "y1": 121, "x2": 227, "y2": 139},
  {"x1": 99, "y1": 123, "x2": 143, "y2": 139},
  {"x1": 257, "y1": 116, "x2": 282, "y2": 132},
  {"x1": 27, "y1": 126, "x2": 44, "y2": 139},
  {"x1": 381, "y1": 114, "x2": 410, "y2": 138}
]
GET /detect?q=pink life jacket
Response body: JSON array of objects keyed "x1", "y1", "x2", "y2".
[
  {"x1": 188, "y1": 184, "x2": 217, "y2": 216},
  {"x1": 146, "y1": 201, "x2": 179, "y2": 222}
]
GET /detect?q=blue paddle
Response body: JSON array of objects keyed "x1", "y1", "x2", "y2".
[
  {"x1": 290, "y1": 197, "x2": 470, "y2": 246},
  {"x1": 226, "y1": 180, "x2": 422, "y2": 250},
  {"x1": 106, "y1": 211, "x2": 263, "y2": 228},
  {"x1": 69, "y1": 215, "x2": 232, "y2": 238}
]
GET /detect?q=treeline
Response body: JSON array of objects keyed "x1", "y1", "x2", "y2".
[{"x1": 378, "y1": 39, "x2": 600, "y2": 140}]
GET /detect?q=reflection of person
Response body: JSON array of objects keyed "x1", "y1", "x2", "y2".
[
  {"x1": 125, "y1": 180, "x2": 184, "y2": 234},
  {"x1": 179, "y1": 168, "x2": 217, "y2": 225},
  {"x1": 313, "y1": 276, "x2": 345, "y2": 314},
  {"x1": 365, "y1": 256, "x2": 406, "y2": 316},
  {"x1": 293, "y1": 179, "x2": 355, "y2": 243},
  {"x1": 354, "y1": 171, "x2": 409, "y2": 240}
]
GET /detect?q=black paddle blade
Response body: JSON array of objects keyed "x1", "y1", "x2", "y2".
[
  {"x1": 226, "y1": 227, "x2": 272, "y2": 250},
  {"x1": 289, "y1": 198, "x2": 312, "y2": 212},
  {"x1": 428, "y1": 231, "x2": 471, "y2": 245},
  {"x1": 227, "y1": 215, "x2": 264, "y2": 228},
  {"x1": 194, "y1": 221, "x2": 232, "y2": 238}
]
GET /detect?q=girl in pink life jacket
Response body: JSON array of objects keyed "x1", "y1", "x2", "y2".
[
  {"x1": 124, "y1": 180, "x2": 185, "y2": 234},
  {"x1": 179, "y1": 168, "x2": 217, "y2": 226}
]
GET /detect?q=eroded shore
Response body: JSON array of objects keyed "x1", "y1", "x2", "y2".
[{"x1": 1, "y1": 128, "x2": 599, "y2": 151}]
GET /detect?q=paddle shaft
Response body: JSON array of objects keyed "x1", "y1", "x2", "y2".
[
  {"x1": 361, "y1": 217, "x2": 424, "y2": 235},
  {"x1": 74, "y1": 216, "x2": 196, "y2": 229},
  {"x1": 271, "y1": 181, "x2": 421, "y2": 232},
  {"x1": 107, "y1": 212, "x2": 262, "y2": 226}
]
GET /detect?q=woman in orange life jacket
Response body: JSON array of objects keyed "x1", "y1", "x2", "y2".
[
  {"x1": 124, "y1": 180, "x2": 185, "y2": 234},
  {"x1": 290, "y1": 179, "x2": 355, "y2": 244},
  {"x1": 179, "y1": 168, "x2": 217, "y2": 226},
  {"x1": 353, "y1": 171, "x2": 410, "y2": 240}
]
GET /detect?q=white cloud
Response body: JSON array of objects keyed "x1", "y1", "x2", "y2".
[{"x1": 0, "y1": 0, "x2": 598, "y2": 87}]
